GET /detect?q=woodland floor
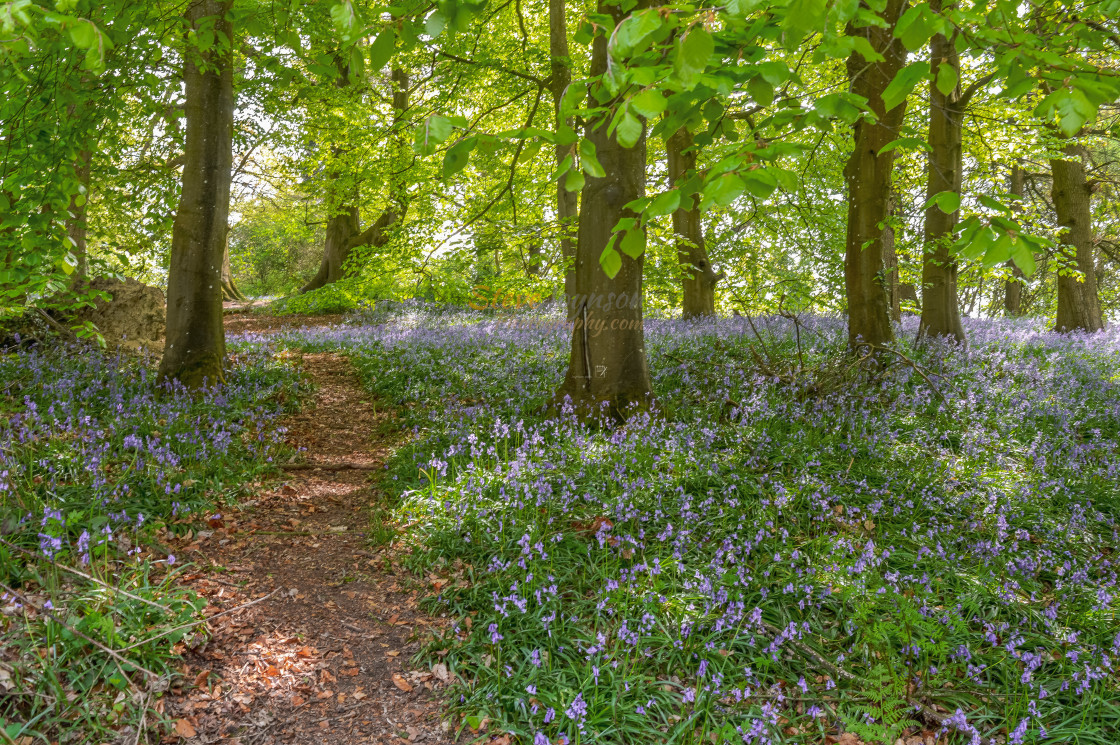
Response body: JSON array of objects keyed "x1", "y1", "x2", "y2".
[{"x1": 161, "y1": 316, "x2": 454, "y2": 744}]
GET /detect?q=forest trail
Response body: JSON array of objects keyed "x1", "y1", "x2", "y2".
[{"x1": 161, "y1": 347, "x2": 453, "y2": 745}]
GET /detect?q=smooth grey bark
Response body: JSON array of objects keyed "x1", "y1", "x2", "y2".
[
  {"x1": 1004, "y1": 165, "x2": 1025, "y2": 317},
  {"x1": 881, "y1": 190, "x2": 900, "y2": 322},
  {"x1": 67, "y1": 150, "x2": 90, "y2": 280},
  {"x1": 551, "y1": 0, "x2": 651, "y2": 419},
  {"x1": 220, "y1": 237, "x2": 247, "y2": 302},
  {"x1": 918, "y1": 0, "x2": 966, "y2": 343},
  {"x1": 667, "y1": 128, "x2": 720, "y2": 318},
  {"x1": 550, "y1": 0, "x2": 578, "y2": 313},
  {"x1": 158, "y1": 0, "x2": 234, "y2": 388},
  {"x1": 843, "y1": 0, "x2": 909, "y2": 349},
  {"x1": 1051, "y1": 143, "x2": 1104, "y2": 332}
]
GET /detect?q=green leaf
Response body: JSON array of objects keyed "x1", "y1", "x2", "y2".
[
  {"x1": 748, "y1": 76, "x2": 774, "y2": 107},
  {"x1": 647, "y1": 190, "x2": 681, "y2": 216},
  {"x1": 926, "y1": 190, "x2": 959, "y2": 214},
  {"x1": 349, "y1": 46, "x2": 366, "y2": 82},
  {"x1": 675, "y1": 27, "x2": 713, "y2": 88},
  {"x1": 330, "y1": 1, "x2": 357, "y2": 40},
  {"x1": 894, "y1": 5, "x2": 936, "y2": 52},
  {"x1": 565, "y1": 169, "x2": 585, "y2": 192},
  {"x1": 615, "y1": 108, "x2": 643, "y2": 149},
  {"x1": 680, "y1": 27, "x2": 714, "y2": 72},
  {"x1": 580, "y1": 139, "x2": 606, "y2": 178},
  {"x1": 619, "y1": 228, "x2": 645, "y2": 259},
  {"x1": 69, "y1": 21, "x2": 98, "y2": 50},
  {"x1": 442, "y1": 137, "x2": 476, "y2": 178},
  {"x1": 1010, "y1": 238, "x2": 1036, "y2": 276},
  {"x1": 416, "y1": 114, "x2": 453, "y2": 155},
  {"x1": 783, "y1": 0, "x2": 826, "y2": 48},
  {"x1": 600, "y1": 245, "x2": 622, "y2": 279},
  {"x1": 612, "y1": 9, "x2": 662, "y2": 58},
  {"x1": 1057, "y1": 88, "x2": 1095, "y2": 137},
  {"x1": 977, "y1": 194, "x2": 1010, "y2": 214},
  {"x1": 741, "y1": 169, "x2": 777, "y2": 199},
  {"x1": 702, "y1": 173, "x2": 746, "y2": 208},
  {"x1": 758, "y1": 61, "x2": 789, "y2": 87},
  {"x1": 881, "y1": 61, "x2": 927, "y2": 112},
  {"x1": 878, "y1": 137, "x2": 931, "y2": 155},
  {"x1": 368, "y1": 27, "x2": 397, "y2": 70},
  {"x1": 630, "y1": 89, "x2": 666, "y2": 119},
  {"x1": 425, "y1": 114, "x2": 452, "y2": 143},
  {"x1": 935, "y1": 62, "x2": 958, "y2": 97},
  {"x1": 425, "y1": 10, "x2": 446, "y2": 37}
]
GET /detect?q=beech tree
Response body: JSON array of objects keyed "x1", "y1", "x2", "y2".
[
  {"x1": 842, "y1": 0, "x2": 909, "y2": 349},
  {"x1": 551, "y1": 0, "x2": 652, "y2": 416},
  {"x1": 1051, "y1": 142, "x2": 1106, "y2": 332},
  {"x1": 918, "y1": 0, "x2": 970, "y2": 343},
  {"x1": 667, "y1": 128, "x2": 720, "y2": 318},
  {"x1": 159, "y1": 0, "x2": 234, "y2": 388}
]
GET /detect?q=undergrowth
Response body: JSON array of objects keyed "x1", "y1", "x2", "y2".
[
  {"x1": 0, "y1": 341, "x2": 304, "y2": 742},
  {"x1": 276, "y1": 311, "x2": 1120, "y2": 745}
]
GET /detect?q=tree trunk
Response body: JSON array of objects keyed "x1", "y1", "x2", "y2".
[
  {"x1": 881, "y1": 190, "x2": 900, "y2": 322},
  {"x1": 551, "y1": 1, "x2": 651, "y2": 419},
  {"x1": 220, "y1": 235, "x2": 247, "y2": 302},
  {"x1": 67, "y1": 149, "x2": 90, "y2": 280},
  {"x1": 301, "y1": 68, "x2": 409, "y2": 294},
  {"x1": 918, "y1": 1, "x2": 966, "y2": 343},
  {"x1": 550, "y1": 0, "x2": 578, "y2": 316},
  {"x1": 667, "y1": 128, "x2": 719, "y2": 318},
  {"x1": 1051, "y1": 143, "x2": 1104, "y2": 332},
  {"x1": 842, "y1": 0, "x2": 909, "y2": 350},
  {"x1": 1004, "y1": 164, "x2": 1025, "y2": 317},
  {"x1": 158, "y1": 0, "x2": 234, "y2": 389}
]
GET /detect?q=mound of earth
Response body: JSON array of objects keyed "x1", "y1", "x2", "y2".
[{"x1": 74, "y1": 277, "x2": 166, "y2": 355}]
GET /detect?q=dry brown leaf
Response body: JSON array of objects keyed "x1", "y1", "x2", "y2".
[
  {"x1": 432, "y1": 662, "x2": 449, "y2": 682},
  {"x1": 391, "y1": 673, "x2": 413, "y2": 692},
  {"x1": 174, "y1": 718, "x2": 197, "y2": 738},
  {"x1": 386, "y1": 650, "x2": 400, "y2": 657},
  {"x1": 296, "y1": 646, "x2": 313, "y2": 658}
]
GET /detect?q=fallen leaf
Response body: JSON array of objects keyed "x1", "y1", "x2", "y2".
[
  {"x1": 432, "y1": 662, "x2": 449, "y2": 682},
  {"x1": 352, "y1": 690, "x2": 367, "y2": 700},
  {"x1": 296, "y1": 646, "x2": 313, "y2": 658},
  {"x1": 386, "y1": 650, "x2": 400, "y2": 657},
  {"x1": 391, "y1": 673, "x2": 413, "y2": 692},
  {"x1": 174, "y1": 718, "x2": 197, "y2": 738}
]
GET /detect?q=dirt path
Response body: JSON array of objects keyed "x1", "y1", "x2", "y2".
[{"x1": 161, "y1": 352, "x2": 453, "y2": 745}]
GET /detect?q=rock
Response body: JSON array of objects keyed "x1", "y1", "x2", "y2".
[{"x1": 73, "y1": 277, "x2": 166, "y2": 356}]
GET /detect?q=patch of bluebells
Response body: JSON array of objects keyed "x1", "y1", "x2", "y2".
[
  {"x1": 0, "y1": 341, "x2": 301, "y2": 570},
  {"x1": 276, "y1": 310, "x2": 1120, "y2": 743}
]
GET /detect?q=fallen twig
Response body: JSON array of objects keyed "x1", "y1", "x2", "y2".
[
  {"x1": 0, "y1": 538, "x2": 170, "y2": 613},
  {"x1": 115, "y1": 588, "x2": 281, "y2": 654},
  {"x1": 0, "y1": 580, "x2": 161, "y2": 681},
  {"x1": 280, "y1": 462, "x2": 380, "y2": 471}
]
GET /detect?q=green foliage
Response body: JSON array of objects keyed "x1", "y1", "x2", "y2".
[
  {"x1": 0, "y1": 341, "x2": 304, "y2": 740},
  {"x1": 229, "y1": 188, "x2": 324, "y2": 297}
]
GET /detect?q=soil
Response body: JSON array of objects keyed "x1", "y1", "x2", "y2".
[
  {"x1": 74, "y1": 277, "x2": 166, "y2": 355},
  {"x1": 161, "y1": 326, "x2": 455, "y2": 745}
]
